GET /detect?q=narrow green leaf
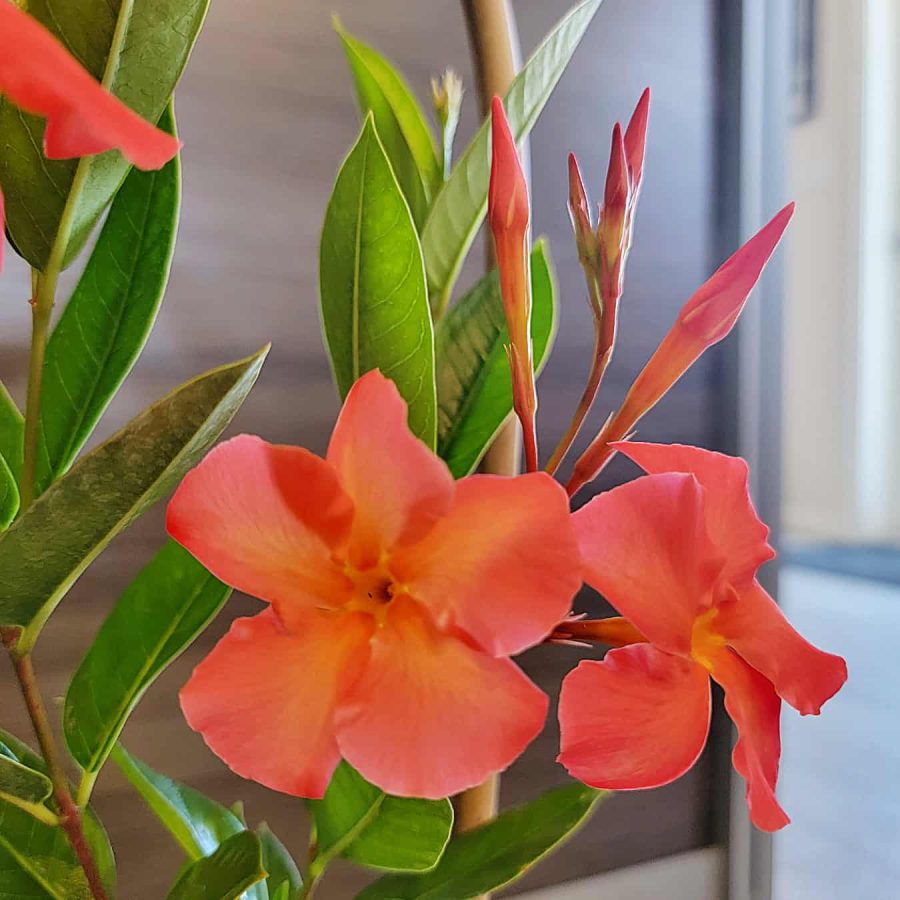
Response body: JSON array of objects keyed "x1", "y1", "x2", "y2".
[
  {"x1": 259, "y1": 823, "x2": 302, "y2": 900},
  {"x1": 421, "y1": 0, "x2": 603, "y2": 306},
  {"x1": 335, "y1": 19, "x2": 440, "y2": 225},
  {"x1": 436, "y1": 240, "x2": 557, "y2": 478},
  {"x1": 0, "y1": 382, "x2": 23, "y2": 484},
  {"x1": 0, "y1": 736, "x2": 116, "y2": 900},
  {"x1": 310, "y1": 762, "x2": 453, "y2": 874},
  {"x1": 357, "y1": 784, "x2": 607, "y2": 900},
  {"x1": 0, "y1": 347, "x2": 268, "y2": 652},
  {"x1": 35, "y1": 104, "x2": 181, "y2": 497},
  {"x1": 0, "y1": 453, "x2": 19, "y2": 530},
  {"x1": 111, "y1": 745, "x2": 245, "y2": 859},
  {"x1": 0, "y1": 0, "x2": 208, "y2": 270},
  {"x1": 112, "y1": 746, "x2": 267, "y2": 900},
  {"x1": 166, "y1": 831, "x2": 266, "y2": 900},
  {"x1": 64, "y1": 541, "x2": 231, "y2": 775},
  {"x1": 319, "y1": 115, "x2": 436, "y2": 447}
]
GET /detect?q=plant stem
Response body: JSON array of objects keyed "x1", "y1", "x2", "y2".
[
  {"x1": 458, "y1": 1, "x2": 521, "y2": 885},
  {"x1": 9, "y1": 652, "x2": 109, "y2": 900},
  {"x1": 20, "y1": 156, "x2": 92, "y2": 510},
  {"x1": 20, "y1": 273, "x2": 54, "y2": 511},
  {"x1": 545, "y1": 315, "x2": 606, "y2": 476}
]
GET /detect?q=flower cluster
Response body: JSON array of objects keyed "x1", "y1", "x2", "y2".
[
  {"x1": 0, "y1": 2, "x2": 844, "y2": 834},
  {"x1": 163, "y1": 93, "x2": 847, "y2": 833}
]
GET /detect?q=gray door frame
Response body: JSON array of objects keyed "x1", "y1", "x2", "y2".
[{"x1": 717, "y1": 2, "x2": 794, "y2": 899}]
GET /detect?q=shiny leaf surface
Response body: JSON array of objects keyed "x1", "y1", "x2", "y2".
[
  {"x1": 320, "y1": 116, "x2": 435, "y2": 446},
  {"x1": 35, "y1": 104, "x2": 180, "y2": 497},
  {"x1": 64, "y1": 540, "x2": 230, "y2": 774},
  {"x1": 166, "y1": 831, "x2": 266, "y2": 900},
  {"x1": 358, "y1": 784, "x2": 606, "y2": 899},
  {"x1": 310, "y1": 762, "x2": 453, "y2": 874}
]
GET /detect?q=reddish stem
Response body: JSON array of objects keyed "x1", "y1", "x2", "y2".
[
  {"x1": 545, "y1": 316, "x2": 607, "y2": 476},
  {"x1": 9, "y1": 652, "x2": 109, "y2": 900}
]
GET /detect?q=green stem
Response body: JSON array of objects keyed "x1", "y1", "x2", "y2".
[
  {"x1": 9, "y1": 653, "x2": 109, "y2": 900},
  {"x1": 20, "y1": 157, "x2": 93, "y2": 510}
]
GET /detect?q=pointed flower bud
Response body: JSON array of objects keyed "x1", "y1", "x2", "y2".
[
  {"x1": 567, "y1": 203, "x2": 795, "y2": 495},
  {"x1": 597, "y1": 123, "x2": 629, "y2": 291},
  {"x1": 568, "y1": 153, "x2": 594, "y2": 261},
  {"x1": 489, "y1": 95, "x2": 539, "y2": 472},
  {"x1": 624, "y1": 88, "x2": 651, "y2": 206},
  {"x1": 546, "y1": 92, "x2": 652, "y2": 476}
]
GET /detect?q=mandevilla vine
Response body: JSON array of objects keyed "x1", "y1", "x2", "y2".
[{"x1": 0, "y1": 0, "x2": 846, "y2": 898}]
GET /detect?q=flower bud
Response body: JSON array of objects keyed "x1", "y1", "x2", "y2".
[
  {"x1": 567, "y1": 203, "x2": 795, "y2": 495},
  {"x1": 431, "y1": 68, "x2": 463, "y2": 130},
  {"x1": 489, "y1": 95, "x2": 539, "y2": 472}
]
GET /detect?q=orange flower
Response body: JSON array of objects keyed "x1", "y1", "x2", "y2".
[
  {"x1": 558, "y1": 442, "x2": 847, "y2": 831},
  {"x1": 488, "y1": 95, "x2": 539, "y2": 472},
  {"x1": 169, "y1": 371, "x2": 580, "y2": 799},
  {"x1": 567, "y1": 203, "x2": 795, "y2": 496}
]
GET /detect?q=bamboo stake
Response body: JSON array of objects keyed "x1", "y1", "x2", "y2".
[{"x1": 456, "y1": 0, "x2": 524, "y2": 867}]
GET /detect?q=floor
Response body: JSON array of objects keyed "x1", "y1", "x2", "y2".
[{"x1": 773, "y1": 566, "x2": 900, "y2": 900}]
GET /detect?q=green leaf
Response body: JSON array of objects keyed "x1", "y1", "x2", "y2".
[
  {"x1": 436, "y1": 240, "x2": 557, "y2": 478},
  {"x1": 334, "y1": 19, "x2": 440, "y2": 226},
  {"x1": 0, "y1": 753, "x2": 54, "y2": 825},
  {"x1": 0, "y1": 0, "x2": 208, "y2": 270},
  {"x1": 166, "y1": 831, "x2": 266, "y2": 900},
  {"x1": 111, "y1": 745, "x2": 244, "y2": 859},
  {"x1": 319, "y1": 115, "x2": 436, "y2": 447},
  {"x1": 0, "y1": 382, "x2": 23, "y2": 484},
  {"x1": 0, "y1": 346, "x2": 268, "y2": 653},
  {"x1": 357, "y1": 784, "x2": 607, "y2": 900},
  {"x1": 259, "y1": 824, "x2": 302, "y2": 900},
  {"x1": 310, "y1": 762, "x2": 453, "y2": 874},
  {"x1": 64, "y1": 540, "x2": 230, "y2": 777},
  {"x1": 112, "y1": 746, "x2": 267, "y2": 900},
  {"x1": 421, "y1": 0, "x2": 603, "y2": 307},
  {"x1": 0, "y1": 736, "x2": 116, "y2": 900},
  {"x1": 0, "y1": 453, "x2": 19, "y2": 530},
  {"x1": 35, "y1": 104, "x2": 181, "y2": 497}
]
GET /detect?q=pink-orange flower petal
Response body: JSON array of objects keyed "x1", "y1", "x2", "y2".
[
  {"x1": 572, "y1": 472, "x2": 722, "y2": 655},
  {"x1": 167, "y1": 435, "x2": 353, "y2": 619},
  {"x1": 717, "y1": 580, "x2": 848, "y2": 716},
  {"x1": 708, "y1": 645, "x2": 790, "y2": 831},
  {"x1": 391, "y1": 473, "x2": 580, "y2": 656},
  {"x1": 327, "y1": 370, "x2": 453, "y2": 569},
  {"x1": 336, "y1": 597, "x2": 547, "y2": 799},
  {"x1": 180, "y1": 608, "x2": 373, "y2": 799},
  {"x1": 0, "y1": 1, "x2": 180, "y2": 169},
  {"x1": 623, "y1": 87, "x2": 651, "y2": 195},
  {"x1": 558, "y1": 644, "x2": 711, "y2": 790},
  {"x1": 613, "y1": 442, "x2": 774, "y2": 588}
]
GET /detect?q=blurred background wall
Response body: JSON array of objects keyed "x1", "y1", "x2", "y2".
[{"x1": 0, "y1": 0, "x2": 778, "y2": 896}]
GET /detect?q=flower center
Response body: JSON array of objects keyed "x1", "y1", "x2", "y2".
[
  {"x1": 343, "y1": 562, "x2": 403, "y2": 621},
  {"x1": 690, "y1": 607, "x2": 726, "y2": 671}
]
